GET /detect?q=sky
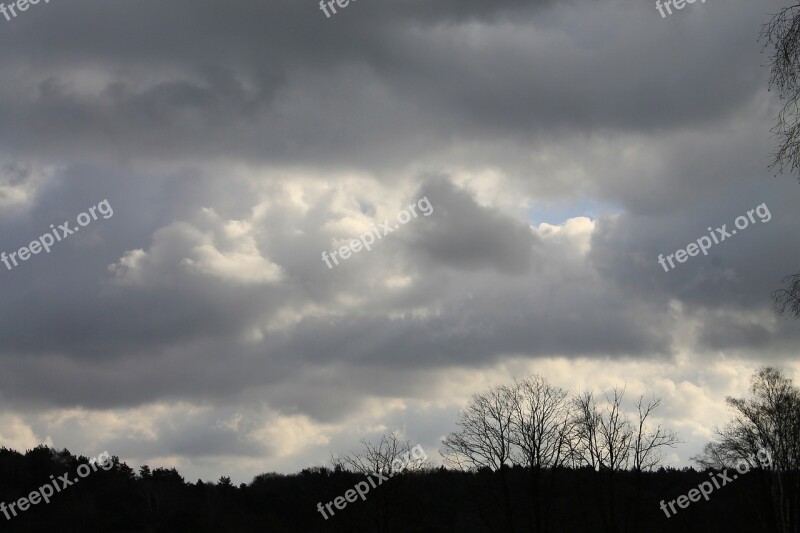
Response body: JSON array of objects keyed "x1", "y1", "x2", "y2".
[{"x1": 0, "y1": 0, "x2": 799, "y2": 484}]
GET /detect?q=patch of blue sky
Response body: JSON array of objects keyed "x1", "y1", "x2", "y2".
[{"x1": 526, "y1": 197, "x2": 620, "y2": 226}]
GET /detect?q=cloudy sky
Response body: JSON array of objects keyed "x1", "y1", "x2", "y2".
[{"x1": 1, "y1": 0, "x2": 799, "y2": 483}]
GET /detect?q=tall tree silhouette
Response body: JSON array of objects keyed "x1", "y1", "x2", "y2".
[
  {"x1": 697, "y1": 367, "x2": 800, "y2": 533},
  {"x1": 442, "y1": 383, "x2": 517, "y2": 532},
  {"x1": 508, "y1": 375, "x2": 573, "y2": 533},
  {"x1": 762, "y1": 5, "x2": 800, "y2": 319}
]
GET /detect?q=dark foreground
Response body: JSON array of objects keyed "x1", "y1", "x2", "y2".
[{"x1": 0, "y1": 446, "x2": 789, "y2": 532}]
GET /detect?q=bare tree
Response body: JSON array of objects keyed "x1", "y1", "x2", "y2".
[
  {"x1": 761, "y1": 4, "x2": 800, "y2": 178},
  {"x1": 630, "y1": 395, "x2": 680, "y2": 532},
  {"x1": 760, "y1": 6, "x2": 800, "y2": 320},
  {"x1": 599, "y1": 387, "x2": 634, "y2": 473},
  {"x1": 508, "y1": 375, "x2": 574, "y2": 532},
  {"x1": 510, "y1": 376, "x2": 573, "y2": 471},
  {"x1": 698, "y1": 368, "x2": 800, "y2": 469},
  {"x1": 631, "y1": 395, "x2": 680, "y2": 472},
  {"x1": 697, "y1": 367, "x2": 800, "y2": 533},
  {"x1": 442, "y1": 384, "x2": 517, "y2": 532},
  {"x1": 333, "y1": 430, "x2": 426, "y2": 477},
  {"x1": 774, "y1": 272, "x2": 800, "y2": 320},
  {"x1": 571, "y1": 390, "x2": 604, "y2": 470},
  {"x1": 572, "y1": 387, "x2": 676, "y2": 533},
  {"x1": 441, "y1": 378, "x2": 678, "y2": 533},
  {"x1": 332, "y1": 430, "x2": 427, "y2": 532},
  {"x1": 571, "y1": 387, "x2": 635, "y2": 533},
  {"x1": 572, "y1": 387, "x2": 633, "y2": 471},
  {"x1": 442, "y1": 385, "x2": 516, "y2": 472}
]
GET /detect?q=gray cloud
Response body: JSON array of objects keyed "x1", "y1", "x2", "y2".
[{"x1": 0, "y1": 0, "x2": 797, "y2": 480}]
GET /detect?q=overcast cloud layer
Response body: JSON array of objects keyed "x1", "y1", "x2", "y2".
[{"x1": 0, "y1": 0, "x2": 799, "y2": 482}]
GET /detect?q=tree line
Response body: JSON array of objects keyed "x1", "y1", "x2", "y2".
[{"x1": 0, "y1": 367, "x2": 798, "y2": 531}]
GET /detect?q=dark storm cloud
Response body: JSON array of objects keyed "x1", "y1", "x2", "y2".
[
  {"x1": 588, "y1": 176, "x2": 800, "y2": 353},
  {"x1": 0, "y1": 0, "x2": 784, "y2": 168},
  {"x1": 407, "y1": 177, "x2": 540, "y2": 274}
]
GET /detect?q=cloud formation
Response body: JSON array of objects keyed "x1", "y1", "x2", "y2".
[{"x1": 0, "y1": 0, "x2": 798, "y2": 482}]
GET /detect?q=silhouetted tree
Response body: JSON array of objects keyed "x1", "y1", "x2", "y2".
[
  {"x1": 571, "y1": 386, "x2": 677, "y2": 533},
  {"x1": 442, "y1": 383, "x2": 517, "y2": 532},
  {"x1": 332, "y1": 430, "x2": 427, "y2": 532},
  {"x1": 630, "y1": 395, "x2": 680, "y2": 532},
  {"x1": 508, "y1": 375, "x2": 573, "y2": 532},
  {"x1": 572, "y1": 387, "x2": 633, "y2": 533},
  {"x1": 761, "y1": 5, "x2": 800, "y2": 321},
  {"x1": 774, "y1": 272, "x2": 800, "y2": 319},
  {"x1": 333, "y1": 430, "x2": 426, "y2": 476},
  {"x1": 761, "y1": 4, "x2": 800, "y2": 178},
  {"x1": 697, "y1": 367, "x2": 800, "y2": 532}
]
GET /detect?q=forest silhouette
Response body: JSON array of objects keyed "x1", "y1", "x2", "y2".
[{"x1": 0, "y1": 367, "x2": 797, "y2": 532}]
